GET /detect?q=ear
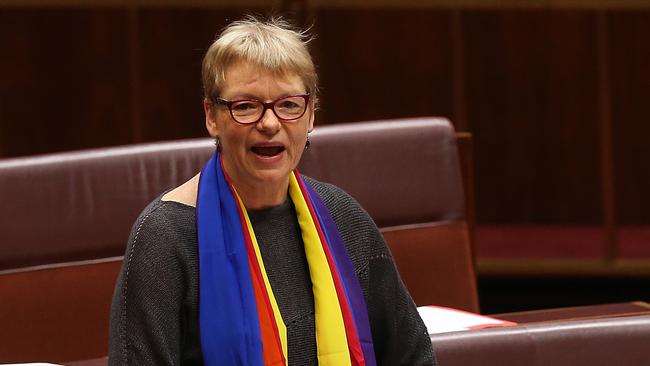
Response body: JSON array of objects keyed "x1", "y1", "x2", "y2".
[
  {"x1": 204, "y1": 98, "x2": 219, "y2": 138},
  {"x1": 307, "y1": 106, "x2": 315, "y2": 132}
]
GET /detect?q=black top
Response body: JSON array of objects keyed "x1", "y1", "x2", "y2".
[{"x1": 109, "y1": 176, "x2": 436, "y2": 365}]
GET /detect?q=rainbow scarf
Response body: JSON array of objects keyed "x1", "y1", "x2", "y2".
[{"x1": 197, "y1": 151, "x2": 376, "y2": 366}]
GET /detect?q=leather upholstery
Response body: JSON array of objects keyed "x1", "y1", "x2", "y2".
[
  {"x1": 298, "y1": 118, "x2": 477, "y2": 311},
  {"x1": 431, "y1": 315, "x2": 650, "y2": 366},
  {"x1": 0, "y1": 117, "x2": 477, "y2": 363},
  {"x1": 382, "y1": 223, "x2": 477, "y2": 310},
  {"x1": 298, "y1": 118, "x2": 465, "y2": 227},
  {"x1": 0, "y1": 139, "x2": 213, "y2": 270},
  {"x1": 0, "y1": 260, "x2": 122, "y2": 363}
]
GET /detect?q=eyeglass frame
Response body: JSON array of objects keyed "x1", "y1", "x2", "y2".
[{"x1": 210, "y1": 93, "x2": 311, "y2": 125}]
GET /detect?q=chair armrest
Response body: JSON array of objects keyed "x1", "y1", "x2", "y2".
[
  {"x1": 431, "y1": 315, "x2": 650, "y2": 366},
  {"x1": 492, "y1": 301, "x2": 650, "y2": 324}
]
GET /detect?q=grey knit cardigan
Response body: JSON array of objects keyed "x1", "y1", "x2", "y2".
[{"x1": 109, "y1": 176, "x2": 436, "y2": 365}]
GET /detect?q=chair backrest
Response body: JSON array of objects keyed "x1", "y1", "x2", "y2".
[
  {"x1": 0, "y1": 140, "x2": 213, "y2": 270},
  {"x1": 0, "y1": 139, "x2": 213, "y2": 363},
  {"x1": 0, "y1": 117, "x2": 477, "y2": 363},
  {"x1": 299, "y1": 118, "x2": 478, "y2": 310}
]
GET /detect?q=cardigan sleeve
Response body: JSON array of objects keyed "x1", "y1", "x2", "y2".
[
  {"x1": 365, "y1": 250, "x2": 436, "y2": 365},
  {"x1": 349, "y1": 207, "x2": 436, "y2": 366},
  {"x1": 108, "y1": 201, "x2": 191, "y2": 366}
]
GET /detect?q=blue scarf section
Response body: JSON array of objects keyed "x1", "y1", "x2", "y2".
[{"x1": 196, "y1": 153, "x2": 263, "y2": 365}]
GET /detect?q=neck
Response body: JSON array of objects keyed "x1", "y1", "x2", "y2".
[{"x1": 230, "y1": 174, "x2": 290, "y2": 210}]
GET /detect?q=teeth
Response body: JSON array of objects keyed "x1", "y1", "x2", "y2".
[{"x1": 252, "y1": 146, "x2": 284, "y2": 156}]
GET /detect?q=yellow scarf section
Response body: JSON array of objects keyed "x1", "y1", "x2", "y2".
[{"x1": 233, "y1": 171, "x2": 351, "y2": 365}]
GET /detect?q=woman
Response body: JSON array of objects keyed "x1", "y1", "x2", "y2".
[{"x1": 109, "y1": 17, "x2": 435, "y2": 366}]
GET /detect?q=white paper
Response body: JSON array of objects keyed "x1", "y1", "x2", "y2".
[
  {"x1": 1, "y1": 363, "x2": 63, "y2": 365},
  {"x1": 418, "y1": 305, "x2": 516, "y2": 334}
]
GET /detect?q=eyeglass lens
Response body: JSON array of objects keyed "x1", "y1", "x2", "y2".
[{"x1": 230, "y1": 96, "x2": 307, "y2": 123}]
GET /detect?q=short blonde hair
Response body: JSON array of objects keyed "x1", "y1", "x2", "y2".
[{"x1": 202, "y1": 16, "x2": 318, "y2": 106}]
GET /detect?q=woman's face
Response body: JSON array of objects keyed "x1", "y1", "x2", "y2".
[{"x1": 204, "y1": 59, "x2": 314, "y2": 195}]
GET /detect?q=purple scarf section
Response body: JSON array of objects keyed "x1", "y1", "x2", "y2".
[{"x1": 303, "y1": 180, "x2": 377, "y2": 366}]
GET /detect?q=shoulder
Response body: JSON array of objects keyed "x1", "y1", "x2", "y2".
[
  {"x1": 129, "y1": 197, "x2": 196, "y2": 244},
  {"x1": 302, "y1": 175, "x2": 391, "y2": 261},
  {"x1": 161, "y1": 174, "x2": 199, "y2": 207},
  {"x1": 117, "y1": 197, "x2": 198, "y2": 312},
  {"x1": 302, "y1": 175, "x2": 364, "y2": 219},
  {"x1": 123, "y1": 197, "x2": 197, "y2": 274}
]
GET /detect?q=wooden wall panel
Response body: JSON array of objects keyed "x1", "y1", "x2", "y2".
[
  {"x1": 610, "y1": 10, "x2": 650, "y2": 226},
  {"x1": 137, "y1": 8, "x2": 260, "y2": 142},
  {"x1": 464, "y1": 10, "x2": 602, "y2": 224},
  {"x1": 0, "y1": 9, "x2": 131, "y2": 157},
  {"x1": 313, "y1": 8, "x2": 454, "y2": 125},
  {"x1": 1, "y1": 5, "x2": 649, "y2": 258}
]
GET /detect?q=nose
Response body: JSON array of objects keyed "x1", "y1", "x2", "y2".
[{"x1": 256, "y1": 107, "x2": 281, "y2": 134}]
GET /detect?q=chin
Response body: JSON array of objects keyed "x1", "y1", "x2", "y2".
[{"x1": 251, "y1": 166, "x2": 293, "y2": 184}]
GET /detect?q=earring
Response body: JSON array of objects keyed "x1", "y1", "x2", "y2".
[
  {"x1": 305, "y1": 136, "x2": 311, "y2": 150},
  {"x1": 215, "y1": 137, "x2": 222, "y2": 152}
]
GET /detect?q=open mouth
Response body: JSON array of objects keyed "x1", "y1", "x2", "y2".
[{"x1": 251, "y1": 145, "x2": 285, "y2": 157}]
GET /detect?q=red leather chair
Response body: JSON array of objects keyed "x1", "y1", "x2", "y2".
[
  {"x1": 298, "y1": 118, "x2": 478, "y2": 311},
  {"x1": 0, "y1": 117, "x2": 477, "y2": 363},
  {"x1": 0, "y1": 140, "x2": 213, "y2": 363},
  {"x1": 4, "y1": 117, "x2": 650, "y2": 365}
]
